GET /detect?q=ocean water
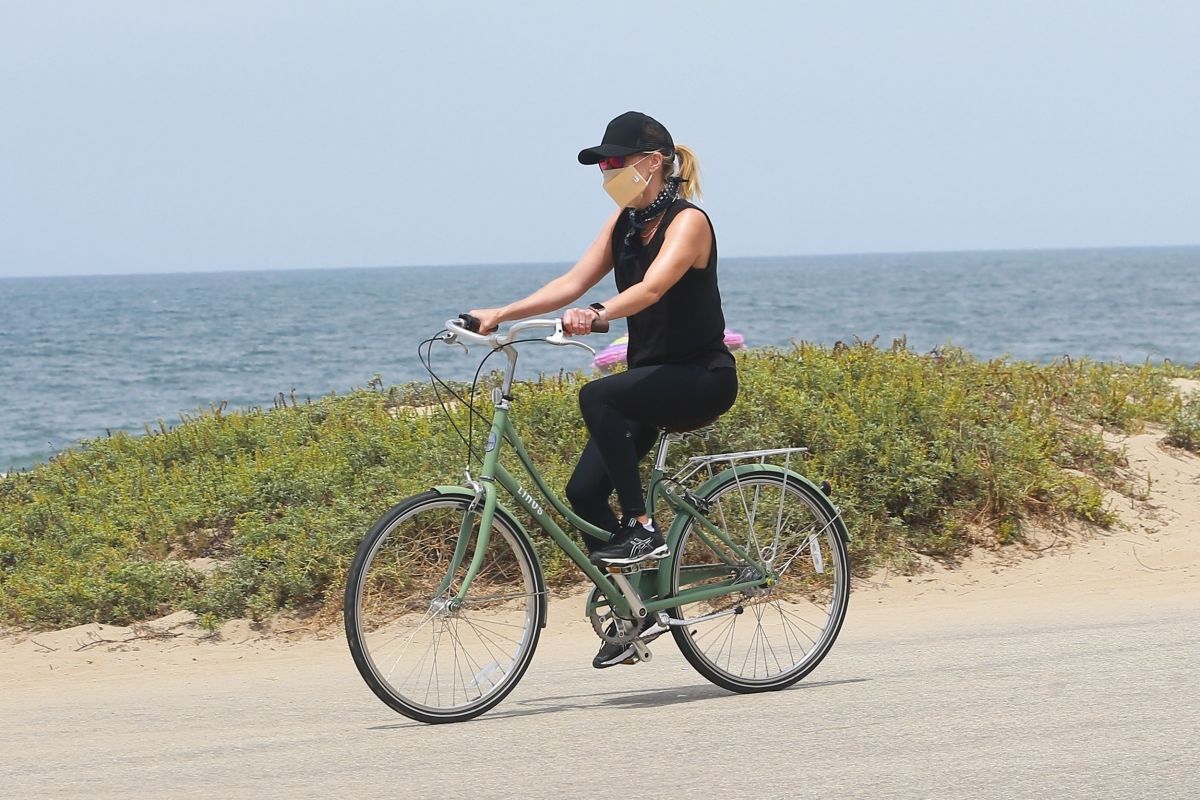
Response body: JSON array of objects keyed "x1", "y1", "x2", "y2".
[{"x1": 2, "y1": 246, "x2": 1198, "y2": 470}]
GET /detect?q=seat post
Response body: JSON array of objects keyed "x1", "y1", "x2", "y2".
[{"x1": 653, "y1": 431, "x2": 674, "y2": 472}]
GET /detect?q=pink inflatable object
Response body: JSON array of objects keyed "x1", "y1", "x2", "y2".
[{"x1": 593, "y1": 328, "x2": 746, "y2": 372}]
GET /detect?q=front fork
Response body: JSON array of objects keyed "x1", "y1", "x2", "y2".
[
  {"x1": 432, "y1": 476, "x2": 497, "y2": 607},
  {"x1": 438, "y1": 407, "x2": 509, "y2": 606}
]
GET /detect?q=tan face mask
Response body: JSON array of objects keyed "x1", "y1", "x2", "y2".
[{"x1": 601, "y1": 155, "x2": 653, "y2": 208}]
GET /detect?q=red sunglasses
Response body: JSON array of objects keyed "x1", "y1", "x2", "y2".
[{"x1": 597, "y1": 155, "x2": 632, "y2": 170}]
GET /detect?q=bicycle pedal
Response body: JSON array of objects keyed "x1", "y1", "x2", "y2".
[{"x1": 607, "y1": 563, "x2": 648, "y2": 575}]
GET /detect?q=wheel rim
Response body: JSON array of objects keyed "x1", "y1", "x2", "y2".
[
  {"x1": 352, "y1": 498, "x2": 539, "y2": 715},
  {"x1": 672, "y1": 475, "x2": 848, "y2": 685}
]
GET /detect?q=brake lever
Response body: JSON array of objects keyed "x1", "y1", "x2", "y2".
[
  {"x1": 565, "y1": 339, "x2": 596, "y2": 356},
  {"x1": 440, "y1": 331, "x2": 469, "y2": 353},
  {"x1": 545, "y1": 319, "x2": 597, "y2": 356}
]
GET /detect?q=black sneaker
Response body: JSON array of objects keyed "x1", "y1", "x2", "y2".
[
  {"x1": 593, "y1": 623, "x2": 636, "y2": 669},
  {"x1": 592, "y1": 617, "x2": 671, "y2": 669},
  {"x1": 589, "y1": 517, "x2": 669, "y2": 567}
]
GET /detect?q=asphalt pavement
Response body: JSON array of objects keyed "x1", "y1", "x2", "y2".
[{"x1": 4, "y1": 593, "x2": 1197, "y2": 800}]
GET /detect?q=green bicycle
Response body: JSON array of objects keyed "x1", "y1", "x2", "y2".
[{"x1": 344, "y1": 316, "x2": 850, "y2": 724}]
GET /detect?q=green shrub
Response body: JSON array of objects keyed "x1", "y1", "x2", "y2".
[
  {"x1": 1, "y1": 346, "x2": 1196, "y2": 630},
  {"x1": 1165, "y1": 394, "x2": 1200, "y2": 451}
]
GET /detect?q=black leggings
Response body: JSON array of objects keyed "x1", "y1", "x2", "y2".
[{"x1": 565, "y1": 363, "x2": 738, "y2": 553}]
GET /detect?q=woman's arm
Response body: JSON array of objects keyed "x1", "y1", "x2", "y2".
[
  {"x1": 562, "y1": 208, "x2": 709, "y2": 335},
  {"x1": 467, "y1": 210, "x2": 620, "y2": 333}
]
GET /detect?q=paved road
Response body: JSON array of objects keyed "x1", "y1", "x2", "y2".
[{"x1": 4, "y1": 596, "x2": 1197, "y2": 800}]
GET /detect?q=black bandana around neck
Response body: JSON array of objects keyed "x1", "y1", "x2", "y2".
[{"x1": 618, "y1": 178, "x2": 683, "y2": 269}]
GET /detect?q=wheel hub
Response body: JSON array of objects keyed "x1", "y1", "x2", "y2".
[
  {"x1": 428, "y1": 595, "x2": 461, "y2": 616},
  {"x1": 734, "y1": 565, "x2": 770, "y2": 598}
]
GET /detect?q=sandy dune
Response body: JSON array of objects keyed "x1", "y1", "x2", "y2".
[{"x1": 3, "y1": 408, "x2": 1197, "y2": 692}]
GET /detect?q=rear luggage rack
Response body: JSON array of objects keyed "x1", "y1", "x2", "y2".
[{"x1": 671, "y1": 446, "x2": 809, "y2": 486}]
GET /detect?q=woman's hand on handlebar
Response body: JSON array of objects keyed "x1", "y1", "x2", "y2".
[
  {"x1": 465, "y1": 308, "x2": 505, "y2": 335},
  {"x1": 563, "y1": 307, "x2": 600, "y2": 336}
]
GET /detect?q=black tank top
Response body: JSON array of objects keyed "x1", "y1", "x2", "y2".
[{"x1": 610, "y1": 199, "x2": 735, "y2": 371}]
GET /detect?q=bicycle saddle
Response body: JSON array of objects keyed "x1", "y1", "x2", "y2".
[{"x1": 661, "y1": 417, "x2": 719, "y2": 435}]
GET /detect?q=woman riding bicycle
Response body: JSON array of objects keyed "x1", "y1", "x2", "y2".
[{"x1": 467, "y1": 111, "x2": 738, "y2": 665}]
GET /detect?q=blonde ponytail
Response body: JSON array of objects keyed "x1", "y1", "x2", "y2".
[{"x1": 672, "y1": 144, "x2": 702, "y2": 201}]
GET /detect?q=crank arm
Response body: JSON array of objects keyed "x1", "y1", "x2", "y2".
[{"x1": 609, "y1": 571, "x2": 648, "y2": 620}]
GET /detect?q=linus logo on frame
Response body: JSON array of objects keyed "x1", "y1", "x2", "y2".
[{"x1": 517, "y1": 485, "x2": 544, "y2": 517}]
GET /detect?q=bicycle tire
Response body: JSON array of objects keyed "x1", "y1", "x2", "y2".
[{"x1": 344, "y1": 490, "x2": 544, "y2": 723}]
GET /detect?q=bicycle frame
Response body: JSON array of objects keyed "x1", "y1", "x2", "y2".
[{"x1": 439, "y1": 394, "x2": 775, "y2": 623}]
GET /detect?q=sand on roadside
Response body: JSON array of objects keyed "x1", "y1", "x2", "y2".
[{"x1": 3, "y1": 386, "x2": 1198, "y2": 693}]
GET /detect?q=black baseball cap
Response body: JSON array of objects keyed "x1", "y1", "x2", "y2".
[{"x1": 577, "y1": 111, "x2": 675, "y2": 165}]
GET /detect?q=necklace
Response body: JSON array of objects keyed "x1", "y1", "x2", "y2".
[{"x1": 639, "y1": 212, "x2": 666, "y2": 242}]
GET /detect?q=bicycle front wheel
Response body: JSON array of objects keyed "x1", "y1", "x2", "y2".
[
  {"x1": 344, "y1": 491, "x2": 544, "y2": 724},
  {"x1": 669, "y1": 470, "x2": 850, "y2": 692}
]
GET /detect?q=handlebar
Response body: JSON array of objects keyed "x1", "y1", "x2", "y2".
[
  {"x1": 446, "y1": 314, "x2": 609, "y2": 355},
  {"x1": 457, "y1": 313, "x2": 608, "y2": 336}
]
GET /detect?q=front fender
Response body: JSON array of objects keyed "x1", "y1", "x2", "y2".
[{"x1": 430, "y1": 484, "x2": 548, "y2": 628}]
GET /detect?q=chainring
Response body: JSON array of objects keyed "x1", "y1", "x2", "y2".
[{"x1": 585, "y1": 586, "x2": 643, "y2": 644}]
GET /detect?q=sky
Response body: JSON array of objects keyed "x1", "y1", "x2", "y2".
[{"x1": 1, "y1": 1, "x2": 1197, "y2": 278}]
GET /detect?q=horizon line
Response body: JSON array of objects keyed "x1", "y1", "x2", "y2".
[{"x1": 3, "y1": 241, "x2": 1198, "y2": 281}]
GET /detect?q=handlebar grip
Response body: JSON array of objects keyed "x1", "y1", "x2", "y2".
[
  {"x1": 458, "y1": 313, "x2": 481, "y2": 333},
  {"x1": 591, "y1": 318, "x2": 610, "y2": 334}
]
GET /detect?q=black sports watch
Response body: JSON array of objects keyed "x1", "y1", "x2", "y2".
[{"x1": 588, "y1": 302, "x2": 606, "y2": 319}]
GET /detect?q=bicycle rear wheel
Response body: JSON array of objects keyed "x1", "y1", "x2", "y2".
[
  {"x1": 668, "y1": 470, "x2": 849, "y2": 692},
  {"x1": 344, "y1": 491, "x2": 544, "y2": 723}
]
